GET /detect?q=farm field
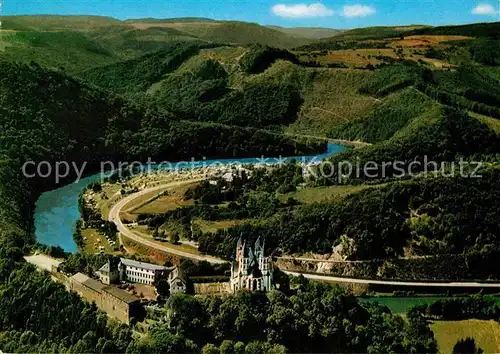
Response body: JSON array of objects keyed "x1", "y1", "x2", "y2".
[
  {"x1": 296, "y1": 34, "x2": 471, "y2": 70},
  {"x1": 431, "y1": 320, "x2": 500, "y2": 354}
]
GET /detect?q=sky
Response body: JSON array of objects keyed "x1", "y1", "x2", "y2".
[{"x1": 3, "y1": 0, "x2": 500, "y2": 29}]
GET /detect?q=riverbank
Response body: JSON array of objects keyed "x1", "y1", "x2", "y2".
[{"x1": 35, "y1": 142, "x2": 348, "y2": 252}]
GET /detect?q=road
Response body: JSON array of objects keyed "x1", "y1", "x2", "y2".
[
  {"x1": 108, "y1": 178, "x2": 225, "y2": 264},
  {"x1": 109, "y1": 180, "x2": 500, "y2": 289},
  {"x1": 282, "y1": 271, "x2": 500, "y2": 288}
]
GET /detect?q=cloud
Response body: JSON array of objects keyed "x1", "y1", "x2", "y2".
[
  {"x1": 341, "y1": 4, "x2": 376, "y2": 18},
  {"x1": 471, "y1": 3, "x2": 498, "y2": 15},
  {"x1": 272, "y1": 3, "x2": 335, "y2": 18}
]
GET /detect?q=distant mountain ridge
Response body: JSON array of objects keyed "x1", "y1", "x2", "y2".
[
  {"x1": 124, "y1": 17, "x2": 218, "y2": 23},
  {"x1": 267, "y1": 26, "x2": 343, "y2": 39},
  {"x1": 1, "y1": 15, "x2": 316, "y2": 49}
]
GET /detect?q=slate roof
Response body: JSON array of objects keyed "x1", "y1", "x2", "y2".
[
  {"x1": 99, "y1": 262, "x2": 110, "y2": 273},
  {"x1": 120, "y1": 258, "x2": 172, "y2": 271},
  {"x1": 169, "y1": 266, "x2": 187, "y2": 284},
  {"x1": 72, "y1": 272, "x2": 106, "y2": 292},
  {"x1": 103, "y1": 286, "x2": 139, "y2": 304}
]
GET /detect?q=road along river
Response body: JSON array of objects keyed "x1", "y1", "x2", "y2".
[
  {"x1": 33, "y1": 142, "x2": 500, "y2": 291},
  {"x1": 107, "y1": 179, "x2": 224, "y2": 264},
  {"x1": 34, "y1": 143, "x2": 347, "y2": 252},
  {"x1": 107, "y1": 180, "x2": 500, "y2": 290}
]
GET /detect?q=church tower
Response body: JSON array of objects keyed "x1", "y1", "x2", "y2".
[{"x1": 230, "y1": 235, "x2": 273, "y2": 293}]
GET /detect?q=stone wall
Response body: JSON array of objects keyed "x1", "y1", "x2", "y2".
[
  {"x1": 52, "y1": 271, "x2": 138, "y2": 324},
  {"x1": 70, "y1": 279, "x2": 104, "y2": 307},
  {"x1": 51, "y1": 271, "x2": 71, "y2": 289},
  {"x1": 194, "y1": 282, "x2": 231, "y2": 295},
  {"x1": 101, "y1": 291, "x2": 133, "y2": 324}
]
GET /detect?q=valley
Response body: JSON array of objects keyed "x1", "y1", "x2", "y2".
[{"x1": 0, "y1": 11, "x2": 499, "y2": 354}]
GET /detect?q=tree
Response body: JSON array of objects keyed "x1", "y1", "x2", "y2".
[
  {"x1": 453, "y1": 338, "x2": 483, "y2": 354},
  {"x1": 202, "y1": 343, "x2": 219, "y2": 354},
  {"x1": 171, "y1": 231, "x2": 180, "y2": 244},
  {"x1": 126, "y1": 327, "x2": 198, "y2": 354},
  {"x1": 219, "y1": 340, "x2": 236, "y2": 354},
  {"x1": 155, "y1": 278, "x2": 170, "y2": 298},
  {"x1": 90, "y1": 182, "x2": 102, "y2": 192}
]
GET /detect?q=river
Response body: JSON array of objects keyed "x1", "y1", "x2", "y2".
[{"x1": 34, "y1": 143, "x2": 347, "y2": 252}]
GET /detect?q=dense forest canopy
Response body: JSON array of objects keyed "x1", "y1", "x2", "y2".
[{"x1": 0, "y1": 15, "x2": 500, "y2": 353}]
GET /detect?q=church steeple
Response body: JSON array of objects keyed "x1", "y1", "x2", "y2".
[
  {"x1": 255, "y1": 236, "x2": 266, "y2": 252},
  {"x1": 230, "y1": 235, "x2": 273, "y2": 293}
]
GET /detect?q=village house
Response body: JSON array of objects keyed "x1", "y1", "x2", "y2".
[{"x1": 168, "y1": 266, "x2": 188, "y2": 294}]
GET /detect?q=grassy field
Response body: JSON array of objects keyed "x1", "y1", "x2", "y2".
[
  {"x1": 121, "y1": 187, "x2": 173, "y2": 214},
  {"x1": 128, "y1": 182, "x2": 198, "y2": 215},
  {"x1": 193, "y1": 218, "x2": 248, "y2": 233},
  {"x1": 431, "y1": 320, "x2": 500, "y2": 354},
  {"x1": 86, "y1": 183, "x2": 122, "y2": 220},
  {"x1": 132, "y1": 194, "x2": 194, "y2": 214},
  {"x1": 81, "y1": 228, "x2": 117, "y2": 254},
  {"x1": 266, "y1": 65, "x2": 378, "y2": 136},
  {"x1": 279, "y1": 184, "x2": 382, "y2": 204},
  {"x1": 129, "y1": 226, "x2": 201, "y2": 255}
]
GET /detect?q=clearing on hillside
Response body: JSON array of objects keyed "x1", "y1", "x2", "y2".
[{"x1": 431, "y1": 320, "x2": 500, "y2": 354}]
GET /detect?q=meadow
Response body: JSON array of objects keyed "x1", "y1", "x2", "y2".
[{"x1": 431, "y1": 320, "x2": 500, "y2": 354}]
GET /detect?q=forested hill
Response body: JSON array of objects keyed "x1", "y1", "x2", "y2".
[
  {"x1": 0, "y1": 56, "x2": 325, "y2": 350},
  {"x1": 302, "y1": 21, "x2": 500, "y2": 45},
  {"x1": 0, "y1": 14, "x2": 500, "y2": 353},
  {"x1": 0, "y1": 24, "x2": 438, "y2": 354},
  {"x1": 0, "y1": 57, "x2": 324, "y2": 254},
  {"x1": 0, "y1": 59, "x2": 323, "y2": 174},
  {"x1": 1, "y1": 15, "x2": 499, "y2": 263}
]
